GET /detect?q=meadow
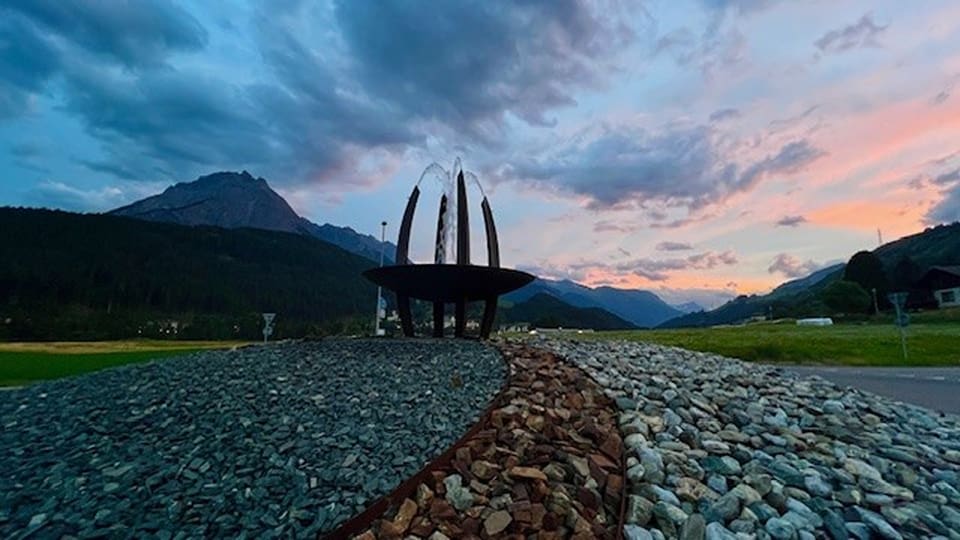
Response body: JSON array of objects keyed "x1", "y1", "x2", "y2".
[
  {"x1": 587, "y1": 321, "x2": 960, "y2": 366},
  {"x1": 0, "y1": 340, "x2": 247, "y2": 387}
]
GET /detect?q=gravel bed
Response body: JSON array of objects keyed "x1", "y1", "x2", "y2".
[
  {"x1": 354, "y1": 342, "x2": 623, "y2": 539},
  {"x1": 0, "y1": 339, "x2": 505, "y2": 537},
  {"x1": 541, "y1": 339, "x2": 960, "y2": 540}
]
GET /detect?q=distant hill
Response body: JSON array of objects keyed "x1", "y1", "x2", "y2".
[
  {"x1": 659, "y1": 222, "x2": 960, "y2": 328},
  {"x1": 498, "y1": 293, "x2": 636, "y2": 330},
  {"x1": 110, "y1": 171, "x2": 396, "y2": 264},
  {"x1": 0, "y1": 208, "x2": 379, "y2": 340},
  {"x1": 874, "y1": 222, "x2": 960, "y2": 270},
  {"x1": 505, "y1": 278, "x2": 682, "y2": 327},
  {"x1": 766, "y1": 263, "x2": 845, "y2": 299},
  {"x1": 672, "y1": 301, "x2": 705, "y2": 314}
]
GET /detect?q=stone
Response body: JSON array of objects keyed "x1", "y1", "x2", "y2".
[
  {"x1": 764, "y1": 517, "x2": 797, "y2": 540},
  {"x1": 845, "y1": 522, "x2": 871, "y2": 540},
  {"x1": 443, "y1": 475, "x2": 474, "y2": 511},
  {"x1": 625, "y1": 433, "x2": 648, "y2": 449},
  {"x1": 470, "y1": 460, "x2": 496, "y2": 481},
  {"x1": 704, "y1": 494, "x2": 739, "y2": 523},
  {"x1": 822, "y1": 400, "x2": 845, "y2": 414},
  {"x1": 803, "y1": 475, "x2": 832, "y2": 497},
  {"x1": 626, "y1": 495, "x2": 654, "y2": 525},
  {"x1": 822, "y1": 509, "x2": 849, "y2": 540},
  {"x1": 705, "y1": 522, "x2": 738, "y2": 540},
  {"x1": 707, "y1": 475, "x2": 728, "y2": 494},
  {"x1": 856, "y1": 508, "x2": 902, "y2": 540},
  {"x1": 543, "y1": 463, "x2": 566, "y2": 482},
  {"x1": 729, "y1": 519, "x2": 755, "y2": 534},
  {"x1": 652, "y1": 485, "x2": 682, "y2": 506},
  {"x1": 627, "y1": 463, "x2": 646, "y2": 483},
  {"x1": 654, "y1": 501, "x2": 689, "y2": 524},
  {"x1": 703, "y1": 456, "x2": 741, "y2": 476},
  {"x1": 680, "y1": 513, "x2": 707, "y2": 540},
  {"x1": 508, "y1": 466, "x2": 548, "y2": 482},
  {"x1": 625, "y1": 525, "x2": 654, "y2": 540},
  {"x1": 483, "y1": 510, "x2": 512, "y2": 536},
  {"x1": 835, "y1": 488, "x2": 862, "y2": 505},
  {"x1": 702, "y1": 440, "x2": 731, "y2": 454},
  {"x1": 843, "y1": 459, "x2": 881, "y2": 480},
  {"x1": 728, "y1": 483, "x2": 762, "y2": 504},
  {"x1": 677, "y1": 477, "x2": 718, "y2": 502},
  {"x1": 664, "y1": 409, "x2": 683, "y2": 427},
  {"x1": 747, "y1": 502, "x2": 779, "y2": 522}
]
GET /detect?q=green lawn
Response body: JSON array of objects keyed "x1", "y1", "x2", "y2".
[
  {"x1": 582, "y1": 322, "x2": 960, "y2": 366},
  {"x1": 0, "y1": 340, "x2": 248, "y2": 387}
]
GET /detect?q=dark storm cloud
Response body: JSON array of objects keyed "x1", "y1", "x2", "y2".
[
  {"x1": 331, "y1": 0, "x2": 632, "y2": 138},
  {"x1": 656, "y1": 241, "x2": 694, "y2": 251},
  {"x1": 767, "y1": 253, "x2": 821, "y2": 278},
  {"x1": 63, "y1": 66, "x2": 270, "y2": 168},
  {"x1": 2, "y1": 0, "x2": 636, "y2": 188},
  {"x1": 505, "y1": 123, "x2": 824, "y2": 211},
  {"x1": 926, "y1": 188, "x2": 960, "y2": 224},
  {"x1": 3, "y1": 0, "x2": 207, "y2": 67},
  {"x1": 0, "y1": 15, "x2": 60, "y2": 118},
  {"x1": 815, "y1": 14, "x2": 887, "y2": 55},
  {"x1": 248, "y1": 29, "x2": 422, "y2": 179},
  {"x1": 738, "y1": 140, "x2": 825, "y2": 190},
  {"x1": 775, "y1": 215, "x2": 807, "y2": 227},
  {"x1": 925, "y1": 167, "x2": 960, "y2": 224}
]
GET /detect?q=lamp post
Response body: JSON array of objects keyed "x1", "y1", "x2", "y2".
[{"x1": 374, "y1": 221, "x2": 387, "y2": 336}]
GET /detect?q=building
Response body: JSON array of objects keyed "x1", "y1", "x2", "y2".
[{"x1": 918, "y1": 266, "x2": 960, "y2": 308}]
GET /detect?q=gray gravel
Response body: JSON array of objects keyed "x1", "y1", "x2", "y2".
[
  {"x1": 0, "y1": 339, "x2": 505, "y2": 538},
  {"x1": 541, "y1": 339, "x2": 960, "y2": 540}
]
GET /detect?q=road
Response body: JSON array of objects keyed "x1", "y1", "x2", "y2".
[{"x1": 783, "y1": 366, "x2": 960, "y2": 415}]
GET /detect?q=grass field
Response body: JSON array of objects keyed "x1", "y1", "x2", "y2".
[
  {"x1": 582, "y1": 322, "x2": 960, "y2": 366},
  {"x1": 0, "y1": 340, "x2": 248, "y2": 387}
]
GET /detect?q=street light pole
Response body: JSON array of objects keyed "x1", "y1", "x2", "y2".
[{"x1": 374, "y1": 221, "x2": 387, "y2": 336}]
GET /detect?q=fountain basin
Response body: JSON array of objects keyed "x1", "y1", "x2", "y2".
[{"x1": 363, "y1": 264, "x2": 534, "y2": 303}]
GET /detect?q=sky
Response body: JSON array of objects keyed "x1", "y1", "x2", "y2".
[{"x1": 2, "y1": 0, "x2": 960, "y2": 309}]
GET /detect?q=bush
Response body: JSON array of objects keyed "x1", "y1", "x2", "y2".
[{"x1": 820, "y1": 280, "x2": 873, "y2": 314}]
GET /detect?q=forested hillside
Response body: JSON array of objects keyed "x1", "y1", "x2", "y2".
[{"x1": 0, "y1": 208, "x2": 379, "y2": 340}]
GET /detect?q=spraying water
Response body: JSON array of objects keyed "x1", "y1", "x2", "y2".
[{"x1": 415, "y1": 158, "x2": 483, "y2": 265}]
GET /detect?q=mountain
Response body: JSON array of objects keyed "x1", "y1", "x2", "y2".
[
  {"x1": 0, "y1": 208, "x2": 379, "y2": 340},
  {"x1": 659, "y1": 222, "x2": 960, "y2": 328},
  {"x1": 671, "y1": 302, "x2": 705, "y2": 314},
  {"x1": 110, "y1": 171, "x2": 396, "y2": 263},
  {"x1": 874, "y1": 222, "x2": 960, "y2": 269},
  {"x1": 498, "y1": 293, "x2": 636, "y2": 330},
  {"x1": 767, "y1": 263, "x2": 845, "y2": 298},
  {"x1": 505, "y1": 278, "x2": 682, "y2": 328}
]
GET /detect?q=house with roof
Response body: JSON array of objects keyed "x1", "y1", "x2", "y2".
[{"x1": 917, "y1": 266, "x2": 960, "y2": 308}]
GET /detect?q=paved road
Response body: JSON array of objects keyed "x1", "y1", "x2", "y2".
[{"x1": 783, "y1": 366, "x2": 960, "y2": 415}]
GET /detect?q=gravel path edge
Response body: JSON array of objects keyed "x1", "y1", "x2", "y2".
[{"x1": 321, "y1": 344, "x2": 514, "y2": 540}]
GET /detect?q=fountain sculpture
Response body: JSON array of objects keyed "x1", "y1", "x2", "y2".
[{"x1": 363, "y1": 161, "x2": 535, "y2": 339}]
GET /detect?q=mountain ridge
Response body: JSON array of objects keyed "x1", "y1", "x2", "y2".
[
  {"x1": 658, "y1": 222, "x2": 960, "y2": 328},
  {"x1": 505, "y1": 278, "x2": 682, "y2": 328},
  {"x1": 110, "y1": 171, "x2": 397, "y2": 264}
]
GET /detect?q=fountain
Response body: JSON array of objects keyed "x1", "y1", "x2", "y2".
[{"x1": 363, "y1": 160, "x2": 535, "y2": 339}]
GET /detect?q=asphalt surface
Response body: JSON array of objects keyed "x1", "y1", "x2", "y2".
[{"x1": 783, "y1": 366, "x2": 960, "y2": 415}]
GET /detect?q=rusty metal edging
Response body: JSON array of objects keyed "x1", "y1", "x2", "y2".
[{"x1": 320, "y1": 344, "x2": 515, "y2": 540}]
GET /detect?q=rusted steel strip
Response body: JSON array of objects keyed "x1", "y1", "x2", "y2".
[{"x1": 320, "y1": 347, "x2": 514, "y2": 540}]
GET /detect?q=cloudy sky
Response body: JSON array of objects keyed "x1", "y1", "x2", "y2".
[{"x1": 3, "y1": 0, "x2": 960, "y2": 307}]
